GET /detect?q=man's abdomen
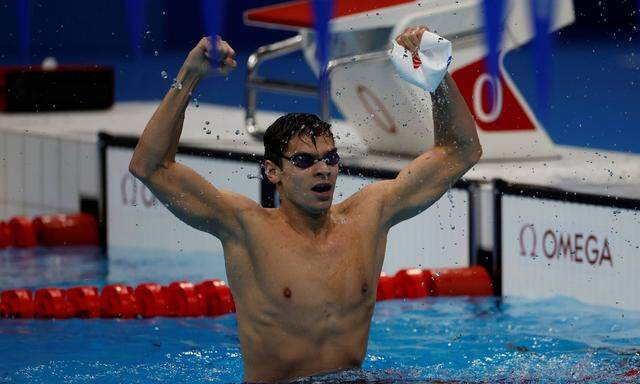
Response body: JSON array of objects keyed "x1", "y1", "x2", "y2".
[{"x1": 238, "y1": 303, "x2": 373, "y2": 382}]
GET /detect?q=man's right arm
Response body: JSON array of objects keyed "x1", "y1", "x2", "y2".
[{"x1": 129, "y1": 37, "x2": 258, "y2": 240}]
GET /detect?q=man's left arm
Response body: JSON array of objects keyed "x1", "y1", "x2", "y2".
[{"x1": 377, "y1": 72, "x2": 482, "y2": 229}]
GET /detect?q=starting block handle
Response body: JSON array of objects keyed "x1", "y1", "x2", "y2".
[
  {"x1": 245, "y1": 35, "x2": 320, "y2": 136},
  {"x1": 244, "y1": 34, "x2": 392, "y2": 137}
]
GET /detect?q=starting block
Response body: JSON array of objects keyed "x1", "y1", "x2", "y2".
[{"x1": 243, "y1": 0, "x2": 575, "y2": 160}]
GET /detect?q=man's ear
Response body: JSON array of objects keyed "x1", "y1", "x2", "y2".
[{"x1": 263, "y1": 160, "x2": 281, "y2": 184}]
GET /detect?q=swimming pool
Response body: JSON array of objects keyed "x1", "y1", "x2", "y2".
[{"x1": 1, "y1": 246, "x2": 639, "y2": 383}]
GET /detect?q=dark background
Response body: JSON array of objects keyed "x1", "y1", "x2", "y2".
[
  {"x1": 0, "y1": 0, "x2": 639, "y2": 153},
  {"x1": 0, "y1": 0, "x2": 637, "y2": 55}
]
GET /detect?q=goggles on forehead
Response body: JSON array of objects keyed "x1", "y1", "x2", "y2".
[{"x1": 281, "y1": 150, "x2": 340, "y2": 169}]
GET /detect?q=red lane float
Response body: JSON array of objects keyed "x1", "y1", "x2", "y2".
[
  {"x1": 164, "y1": 281, "x2": 207, "y2": 317},
  {"x1": 622, "y1": 369, "x2": 640, "y2": 378},
  {"x1": 0, "y1": 267, "x2": 494, "y2": 320},
  {"x1": 34, "y1": 288, "x2": 74, "y2": 319},
  {"x1": 0, "y1": 289, "x2": 34, "y2": 318},
  {"x1": 0, "y1": 221, "x2": 13, "y2": 248},
  {"x1": 425, "y1": 266, "x2": 493, "y2": 296},
  {"x1": 33, "y1": 213, "x2": 99, "y2": 246},
  {"x1": 196, "y1": 279, "x2": 235, "y2": 316},
  {"x1": 67, "y1": 286, "x2": 101, "y2": 318},
  {"x1": 393, "y1": 268, "x2": 429, "y2": 299},
  {"x1": 101, "y1": 284, "x2": 139, "y2": 318},
  {"x1": 135, "y1": 283, "x2": 170, "y2": 318},
  {"x1": 8, "y1": 217, "x2": 37, "y2": 248},
  {"x1": 376, "y1": 273, "x2": 395, "y2": 301}
]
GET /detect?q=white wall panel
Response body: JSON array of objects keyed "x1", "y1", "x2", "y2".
[
  {"x1": 78, "y1": 141, "x2": 99, "y2": 197},
  {"x1": 59, "y1": 139, "x2": 79, "y2": 211},
  {"x1": 24, "y1": 135, "x2": 44, "y2": 208},
  {"x1": 25, "y1": 205, "x2": 55, "y2": 218},
  {"x1": 334, "y1": 174, "x2": 470, "y2": 274},
  {"x1": 42, "y1": 138, "x2": 61, "y2": 210},
  {"x1": 107, "y1": 145, "x2": 471, "y2": 281},
  {"x1": 5, "y1": 203, "x2": 24, "y2": 218},
  {"x1": 107, "y1": 146, "x2": 262, "y2": 252},
  {"x1": 5, "y1": 133, "x2": 25, "y2": 212},
  {"x1": 0, "y1": 132, "x2": 6, "y2": 210}
]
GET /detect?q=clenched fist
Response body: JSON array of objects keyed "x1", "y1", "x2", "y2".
[
  {"x1": 395, "y1": 26, "x2": 430, "y2": 53},
  {"x1": 182, "y1": 36, "x2": 237, "y2": 78}
]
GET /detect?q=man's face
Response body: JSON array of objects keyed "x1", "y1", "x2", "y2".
[{"x1": 267, "y1": 133, "x2": 339, "y2": 215}]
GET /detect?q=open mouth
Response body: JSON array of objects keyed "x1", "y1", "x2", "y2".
[{"x1": 311, "y1": 183, "x2": 332, "y2": 193}]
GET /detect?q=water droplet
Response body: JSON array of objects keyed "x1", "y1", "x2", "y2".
[
  {"x1": 206, "y1": 129, "x2": 211, "y2": 135},
  {"x1": 160, "y1": 70, "x2": 168, "y2": 79},
  {"x1": 154, "y1": 50, "x2": 159, "y2": 57},
  {"x1": 171, "y1": 78, "x2": 183, "y2": 90},
  {"x1": 234, "y1": 129, "x2": 240, "y2": 135}
]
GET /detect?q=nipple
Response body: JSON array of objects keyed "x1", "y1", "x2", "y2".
[
  {"x1": 283, "y1": 287, "x2": 292, "y2": 299},
  {"x1": 361, "y1": 282, "x2": 368, "y2": 294}
]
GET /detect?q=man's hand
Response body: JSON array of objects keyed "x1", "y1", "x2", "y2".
[
  {"x1": 182, "y1": 36, "x2": 237, "y2": 78},
  {"x1": 394, "y1": 26, "x2": 429, "y2": 53}
]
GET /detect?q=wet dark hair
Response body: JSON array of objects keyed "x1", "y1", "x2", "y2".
[{"x1": 263, "y1": 113, "x2": 333, "y2": 167}]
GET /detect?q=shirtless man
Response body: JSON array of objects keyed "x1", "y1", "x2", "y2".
[{"x1": 129, "y1": 27, "x2": 481, "y2": 383}]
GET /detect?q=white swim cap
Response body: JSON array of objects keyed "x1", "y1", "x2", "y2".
[{"x1": 390, "y1": 30, "x2": 452, "y2": 92}]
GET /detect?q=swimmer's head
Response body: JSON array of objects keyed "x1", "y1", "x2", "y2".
[
  {"x1": 263, "y1": 113, "x2": 338, "y2": 214},
  {"x1": 263, "y1": 113, "x2": 334, "y2": 167}
]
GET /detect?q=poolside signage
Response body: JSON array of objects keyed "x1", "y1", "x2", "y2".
[
  {"x1": 517, "y1": 224, "x2": 613, "y2": 267},
  {"x1": 497, "y1": 181, "x2": 640, "y2": 310},
  {"x1": 104, "y1": 145, "x2": 261, "y2": 255},
  {"x1": 120, "y1": 173, "x2": 158, "y2": 208}
]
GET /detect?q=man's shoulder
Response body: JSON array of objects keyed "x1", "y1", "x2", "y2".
[{"x1": 334, "y1": 180, "x2": 393, "y2": 216}]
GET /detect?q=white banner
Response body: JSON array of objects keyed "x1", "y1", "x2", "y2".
[
  {"x1": 501, "y1": 194, "x2": 640, "y2": 310},
  {"x1": 105, "y1": 145, "x2": 470, "y2": 282},
  {"x1": 106, "y1": 146, "x2": 262, "y2": 282},
  {"x1": 334, "y1": 173, "x2": 470, "y2": 273}
]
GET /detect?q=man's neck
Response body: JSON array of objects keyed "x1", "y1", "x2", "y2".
[{"x1": 279, "y1": 199, "x2": 332, "y2": 238}]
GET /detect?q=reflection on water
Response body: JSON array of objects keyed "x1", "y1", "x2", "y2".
[
  {"x1": 0, "y1": 246, "x2": 229, "y2": 290},
  {"x1": 0, "y1": 246, "x2": 107, "y2": 290}
]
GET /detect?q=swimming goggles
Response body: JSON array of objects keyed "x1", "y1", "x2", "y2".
[{"x1": 281, "y1": 150, "x2": 340, "y2": 169}]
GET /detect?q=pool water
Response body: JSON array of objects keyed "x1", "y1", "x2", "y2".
[{"x1": 1, "y1": 247, "x2": 639, "y2": 383}]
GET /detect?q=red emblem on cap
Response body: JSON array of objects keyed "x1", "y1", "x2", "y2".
[{"x1": 412, "y1": 53, "x2": 422, "y2": 69}]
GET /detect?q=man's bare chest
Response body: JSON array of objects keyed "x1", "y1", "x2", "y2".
[{"x1": 245, "y1": 224, "x2": 380, "y2": 311}]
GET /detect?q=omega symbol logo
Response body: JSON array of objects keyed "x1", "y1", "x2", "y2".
[
  {"x1": 121, "y1": 173, "x2": 157, "y2": 208},
  {"x1": 518, "y1": 224, "x2": 613, "y2": 267}
]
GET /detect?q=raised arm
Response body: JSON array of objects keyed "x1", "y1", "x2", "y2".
[
  {"x1": 372, "y1": 27, "x2": 482, "y2": 229},
  {"x1": 129, "y1": 36, "x2": 258, "y2": 240}
]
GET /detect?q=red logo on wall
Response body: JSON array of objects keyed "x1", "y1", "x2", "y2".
[
  {"x1": 518, "y1": 224, "x2": 613, "y2": 267},
  {"x1": 355, "y1": 84, "x2": 398, "y2": 134},
  {"x1": 451, "y1": 58, "x2": 536, "y2": 132},
  {"x1": 121, "y1": 173, "x2": 157, "y2": 208}
]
